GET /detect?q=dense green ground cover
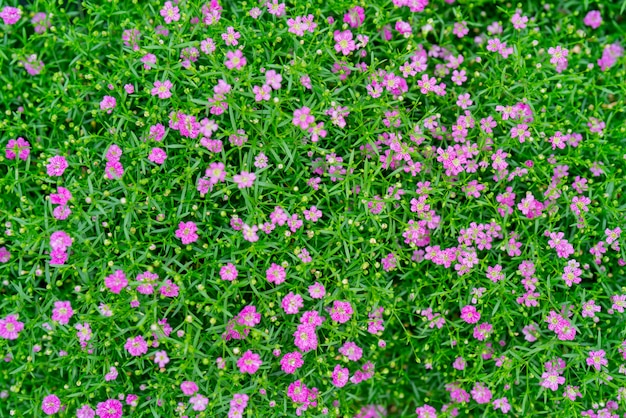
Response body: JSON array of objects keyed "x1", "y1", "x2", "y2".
[{"x1": 1, "y1": 0, "x2": 626, "y2": 416}]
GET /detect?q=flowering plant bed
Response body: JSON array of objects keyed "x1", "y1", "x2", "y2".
[{"x1": 1, "y1": 0, "x2": 626, "y2": 417}]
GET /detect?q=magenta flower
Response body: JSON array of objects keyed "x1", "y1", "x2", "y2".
[
  {"x1": 104, "y1": 270, "x2": 128, "y2": 294},
  {"x1": 266, "y1": 263, "x2": 286, "y2": 284},
  {"x1": 5, "y1": 137, "x2": 30, "y2": 161},
  {"x1": 343, "y1": 6, "x2": 365, "y2": 28},
  {"x1": 0, "y1": 247, "x2": 10, "y2": 263},
  {"x1": 50, "y1": 230, "x2": 72, "y2": 251},
  {"x1": 151, "y1": 80, "x2": 173, "y2": 99},
  {"x1": 292, "y1": 106, "x2": 315, "y2": 130},
  {"x1": 51, "y1": 301, "x2": 74, "y2": 325},
  {"x1": 175, "y1": 221, "x2": 199, "y2": 244},
  {"x1": 308, "y1": 282, "x2": 325, "y2": 299},
  {"x1": 124, "y1": 335, "x2": 148, "y2": 356},
  {"x1": 332, "y1": 364, "x2": 349, "y2": 387},
  {"x1": 339, "y1": 341, "x2": 363, "y2": 361},
  {"x1": 237, "y1": 350, "x2": 262, "y2": 374},
  {"x1": 154, "y1": 350, "x2": 170, "y2": 368},
  {"x1": 0, "y1": 6, "x2": 22, "y2": 25},
  {"x1": 334, "y1": 30, "x2": 356, "y2": 55},
  {"x1": 220, "y1": 263, "x2": 238, "y2": 281},
  {"x1": 46, "y1": 155, "x2": 69, "y2": 177},
  {"x1": 293, "y1": 324, "x2": 318, "y2": 352},
  {"x1": 100, "y1": 96, "x2": 116, "y2": 113},
  {"x1": 105, "y1": 161, "x2": 124, "y2": 179},
  {"x1": 41, "y1": 394, "x2": 61, "y2": 415},
  {"x1": 583, "y1": 10, "x2": 602, "y2": 29},
  {"x1": 160, "y1": 1, "x2": 180, "y2": 23},
  {"x1": 181, "y1": 381, "x2": 199, "y2": 396},
  {"x1": 190, "y1": 394, "x2": 208, "y2": 411},
  {"x1": 224, "y1": 50, "x2": 247, "y2": 70},
  {"x1": 148, "y1": 147, "x2": 167, "y2": 164},
  {"x1": 96, "y1": 398, "x2": 123, "y2": 418},
  {"x1": 281, "y1": 292, "x2": 304, "y2": 314},
  {"x1": 586, "y1": 350, "x2": 608, "y2": 371},
  {"x1": 460, "y1": 305, "x2": 481, "y2": 324},
  {"x1": 280, "y1": 351, "x2": 304, "y2": 374},
  {"x1": 233, "y1": 171, "x2": 256, "y2": 188},
  {"x1": 0, "y1": 314, "x2": 24, "y2": 340},
  {"x1": 330, "y1": 300, "x2": 353, "y2": 323}
]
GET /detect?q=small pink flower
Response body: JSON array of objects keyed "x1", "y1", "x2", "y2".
[
  {"x1": 308, "y1": 282, "x2": 325, "y2": 299},
  {"x1": 154, "y1": 350, "x2": 170, "y2": 367},
  {"x1": 51, "y1": 301, "x2": 74, "y2": 325},
  {"x1": 124, "y1": 335, "x2": 148, "y2": 356},
  {"x1": 42, "y1": 394, "x2": 61, "y2": 415},
  {"x1": 96, "y1": 399, "x2": 123, "y2": 418},
  {"x1": 292, "y1": 106, "x2": 315, "y2": 130},
  {"x1": 46, "y1": 155, "x2": 69, "y2": 177},
  {"x1": 233, "y1": 171, "x2": 256, "y2": 188},
  {"x1": 280, "y1": 351, "x2": 304, "y2": 374},
  {"x1": 220, "y1": 263, "x2": 238, "y2": 281},
  {"x1": 104, "y1": 270, "x2": 128, "y2": 294},
  {"x1": 224, "y1": 50, "x2": 247, "y2": 70},
  {"x1": 237, "y1": 350, "x2": 262, "y2": 374},
  {"x1": 151, "y1": 80, "x2": 173, "y2": 99},
  {"x1": 181, "y1": 381, "x2": 199, "y2": 396},
  {"x1": 583, "y1": 10, "x2": 602, "y2": 29},
  {"x1": 0, "y1": 6, "x2": 22, "y2": 25},
  {"x1": 330, "y1": 300, "x2": 353, "y2": 324},
  {"x1": 148, "y1": 147, "x2": 167, "y2": 164},
  {"x1": 332, "y1": 364, "x2": 349, "y2": 387},
  {"x1": 124, "y1": 84, "x2": 134, "y2": 94},
  {"x1": 100, "y1": 96, "x2": 116, "y2": 113},
  {"x1": 266, "y1": 263, "x2": 286, "y2": 285},
  {"x1": 175, "y1": 221, "x2": 199, "y2": 244},
  {"x1": 0, "y1": 314, "x2": 24, "y2": 340},
  {"x1": 5, "y1": 137, "x2": 30, "y2": 161},
  {"x1": 460, "y1": 305, "x2": 481, "y2": 324},
  {"x1": 160, "y1": 1, "x2": 180, "y2": 24},
  {"x1": 282, "y1": 292, "x2": 304, "y2": 314}
]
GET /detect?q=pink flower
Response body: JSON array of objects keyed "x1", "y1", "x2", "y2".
[
  {"x1": 148, "y1": 147, "x2": 167, "y2": 164},
  {"x1": 471, "y1": 382, "x2": 492, "y2": 404},
  {"x1": 96, "y1": 398, "x2": 123, "y2": 418},
  {"x1": 46, "y1": 155, "x2": 69, "y2": 177},
  {"x1": 332, "y1": 364, "x2": 349, "y2": 387},
  {"x1": 100, "y1": 96, "x2": 116, "y2": 113},
  {"x1": 190, "y1": 394, "x2": 208, "y2": 411},
  {"x1": 583, "y1": 10, "x2": 602, "y2": 29},
  {"x1": 308, "y1": 282, "x2": 325, "y2": 299},
  {"x1": 51, "y1": 301, "x2": 74, "y2": 325},
  {"x1": 181, "y1": 381, "x2": 199, "y2": 396},
  {"x1": 586, "y1": 350, "x2": 608, "y2": 371},
  {"x1": 460, "y1": 305, "x2": 480, "y2": 324},
  {"x1": 76, "y1": 405, "x2": 95, "y2": 418},
  {"x1": 105, "y1": 161, "x2": 124, "y2": 179},
  {"x1": 343, "y1": 6, "x2": 365, "y2": 28},
  {"x1": 50, "y1": 187, "x2": 72, "y2": 206},
  {"x1": 265, "y1": 70, "x2": 282, "y2": 89},
  {"x1": 237, "y1": 350, "x2": 262, "y2": 374},
  {"x1": 104, "y1": 270, "x2": 128, "y2": 294},
  {"x1": 160, "y1": 1, "x2": 180, "y2": 23},
  {"x1": 339, "y1": 341, "x2": 363, "y2": 361},
  {"x1": 42, "y1": 394, "x2": 61, "y2": 415},
  {"x1": 220, "y1": 263, "x2": 238, "y2": 281},
  {"x1": 280, "y1": 351, "x2": 304, "y2": 374},
  {"x1": 175, "y1": 221, "x2": 199, "y2": 244},
  {"x1": 233, "y1": 171, "x2": 256, "y2": 188},
  {"x1": 5, "y1": 137, "x2": 30, "y2": 161},
  {"x1": 159, "y1": 279, "x2": 179, "y2": 297},
  {"x1": 104, "y1": 366, "x2": 118, "y2": 381},
  {"x1": 0, "y1": 247, "x2": 10, "y2": 263},
  {"x1": 252, "y1": 84, "x2": 271, "y2": 101},
  {"x1": 154, "y1": 350, "x2": 170, "y2": 367},
  {"x1": 540, "y1": 371, "x2": 565, "y2": 391},
  {"x1": 151, "y1": 80, "x2": 173, "y2": 99},
  {"x1": 224, "y1": 50, "x2": 247, "y2": 70},
  {"x1": 0, "y1": 314, "x2": 24, "y2": 340},
  {"x1": 266, "y1": 263, "x2": 286, "y2": 284},
  {"x1": 334, "y1": 30, "x2": 356, "y2": 55},
  {"x1": 50, "y1": 231, "x2": 72, "y2": 251},
  {"x1": 292, "y1": 106, "x2": 315, "y2": 130},
  {"x1": 124, "y1": 335, "x2": 148, "y2": 356},
  {"x1": 281, "y1": 292, "x2": 304, "y2": 314},
  {"x1": 293, "y1": 324, "x2": 318, "y2": 352},
  {"x1": 0, "y1": 6, "x2": 22, "y2": 25},
  {"x1": 330, "y1": 300, "x2": 353, "y2": 323}
]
